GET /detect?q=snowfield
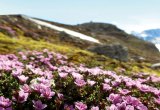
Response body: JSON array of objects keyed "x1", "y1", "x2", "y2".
[
  {"x1": 151, "y1": 37, "x2": 160, "y2": 52},
  {"x1": 22, "y1": 15, "x2": 100, "y2": 44}
]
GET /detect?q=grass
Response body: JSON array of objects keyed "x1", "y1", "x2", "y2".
[
  {"x1": 0, "y1": 32, "x2": 159, "y2": 76},
  {"x1": 0, "y1": 33, "x2": 88, "y2": 54}
]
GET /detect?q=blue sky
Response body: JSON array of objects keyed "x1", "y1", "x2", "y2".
[{"x1": 0, "y1": 0, "x2": 160, "y2": 33}]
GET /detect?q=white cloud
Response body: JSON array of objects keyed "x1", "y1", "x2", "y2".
[{"x1": 117, "y1": 17, "x2": 160, "y2": 33}]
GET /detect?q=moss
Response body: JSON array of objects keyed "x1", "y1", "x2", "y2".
[
  {"x1": 0, "y1": 33, "x2": 84, "y2": 54},
  {"x1": 0, "y1": 33, "x2": 159, "y2": 76}
]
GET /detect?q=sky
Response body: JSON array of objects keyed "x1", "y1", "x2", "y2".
[{"x1": 0, "y1": 0, "x2": 160, "y2": 33}]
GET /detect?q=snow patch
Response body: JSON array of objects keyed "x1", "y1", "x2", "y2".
[
  {"x1": 155, "y1": 44, "x2": 160, "y2": 52},
  {"x1": 152, "y1": 38, "x2": 160, "y2": 52},
  {"x1": 22, "y1": 15, "x2": 100, "y2": 44}
]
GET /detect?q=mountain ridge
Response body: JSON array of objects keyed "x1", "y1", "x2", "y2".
[{"x1": 0, "y1": 14, "x2": 159, "y2": 62}]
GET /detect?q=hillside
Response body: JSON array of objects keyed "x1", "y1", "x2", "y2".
[
  {"x1": 45, "y1": 21, "x2": 160, "y2": 62},
  {"x1": 0, "y1": 15, "x2": 98, "y2": 49},
  {"x1": 75, "y1": 22, "x2": 160, "y2": 61},
  {"x1": 0, "y1": 14, "x2": 159, "y2": 72},
  {"x1": 0, "y1": 14, "x2": 159, "y2": 62}
]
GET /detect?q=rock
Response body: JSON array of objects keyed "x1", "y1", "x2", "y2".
[
  {"x1": 132, "y1": 56, "x2": 146, "y2": 62},
  {"x1": 151, "y1": 63, "x2": 160, "y2": 69},
  {"x1": 88, "y1": 44, "x2": 128, "y2": 61}
]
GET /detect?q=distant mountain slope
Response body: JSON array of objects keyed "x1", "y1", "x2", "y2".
[
  {"x1": 0, "y1": 15, "x2": 98, "y2": 48},
  {"x1": 132, "y1": 29, "x2": 160, "y2": 51},
  {"x1": 0, "y1": 14, "x2": 159, "y2": 62},
  {"x1": 46, "y1": 21, "x2": 160, "y2": 59},
  {"x1": 75, "y1": 22, "x2": 160, "y2": 61}
]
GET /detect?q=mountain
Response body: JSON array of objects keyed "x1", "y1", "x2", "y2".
[
  {"x1": 132, "y1": 29, "x2": 160, "y2": 51},
  {"x1": 0, "y1": 14, "x2": 159, "y2": 62},
  {"x1": 75, "y1": 22, "x2": 160, "y2": 61}
]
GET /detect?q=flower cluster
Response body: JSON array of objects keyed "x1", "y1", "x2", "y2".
[{"x1": 0, "y1": 49, "x2": 160, "y2": 109}]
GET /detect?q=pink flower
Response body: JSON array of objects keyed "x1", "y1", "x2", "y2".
[
  {"x1": 64, "y1": 104, "x2": 74, "y2": 110},
  {"x1": 13, "y1": 90, "x2": 29, "y2": 103},
  {"x1": 108, "y1": 93, "x2": 122, "y2": 104},
  {"x1": 75, "y1": 102, "x2": 87, "y2": 110},
  {"x1": 117, "y1": 102, "x2": 126, "y2": 110},
  {"x1": 102, "y1": 83, "x2": 112, "y2": 91},
  {"x1": 136, "y1": 78, "x2": 148, "y2": 83},
  {"x1": 59, "y1": 60, "x2": 67, "y2": 64},
  {"x1": 40, "y1": 87, "x2": 55, "y2": 99},
  {"x1": 118, "y1": 89, "x2": 131, "y2": 95},
  {"x1": 48, "y1": 64, "x2": 57, "y2": 71},
  {"x1": 57, "y1": 93, "x2": 64, "y2": 100},
  {"x1": 137, "y1": 84, "x2": 151, "y2": 92},
  {"x1": 126, "y1": 105, "x2": 134, "y2": 110},
  {"x1": 12, "y1": 69, "x2": 23, "y2": 77},
  {"x1": 124, "y1": 79, "x2": 135, "y2": 88},
  {"x1": 123, "y1": 96, "x2": 141, "y2": 107},
  {"x1": 20, "y1": 84, "x2": 31, "y2": 93},
  {"x1": 111, "y1": 80, "x2": 121, "y2": 87},
  {"x1": 17, "y1": 75, "x2": 29, "y2": 83},
  {"x1": 74, "y1": 79, "x2": 86, "y2": 87},
  {"x1": 32, "y1": 100, "x2": 47, "y2": 110},
  {"x1": 32, "y1": 83, "x2": 51, "y2": 93},
  {"x1": 56, "y1": 53, "x2": 63, "y2": 60},
  {"x1": 37, "y1": 77, "x2": 51, "y2": 87},
  {"x1": 104, "y1": 78, "x2": 111, "y2": 83},
  {"x1": 106, "y1": 104, "x2": 117, "y2": 110},
  {"x1": 59, "y1": 72, "x2": 68, "y2": 78},
  {"x1": 78, "y1": 66, "x2": 88, "y2": 73},
  {"x1": 71, "y1": 72, "x2": 83, "y2": 79},
  {"x1": 0, "y1": 96, "x2": 12, "y2": 110},
  {"x1": 88, "y1": 67, "x2": 103, "y2": 76},
  {"x1": 151, "y1": 76, "x2": 160, "y2": 83},
  {"x1": 152, "y1": 89, "x2": 160, "y2": 97},
  {"x1": 43, "y1": 49, "x2": 49, "y2": 53},
  {"x1": 154, "y1": 97, "x2": 160, "y2": 105},
  {"x1": 137, "y1": 104, "x2": 148, "y2": 110},
  {"x1": 87, "y1": 79, "x2": 96, "y2": 86},
  {"x1": 0, "y1": 106, "x2": 12, "y2": 110},
  {"x1": 32, "y1": 83, "x2": 44, "y2": 92},
  {"x1": 44, "y1": 71, "x2": 53, "y2": 80},
  {"x1": 91, "y1": 106, "x2": 99, "y2": 110}
]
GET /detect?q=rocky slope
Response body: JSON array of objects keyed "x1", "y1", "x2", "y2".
[
  {"x1": 75, "y1": 22, "x2": 160, "y2": 61},
  {"x1": 0, "y1": 14, "x2": 159, "y2": 62}
]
